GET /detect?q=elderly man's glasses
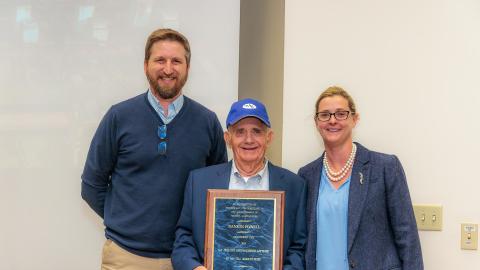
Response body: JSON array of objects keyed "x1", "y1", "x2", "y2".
[
  {"x1": 157, "y1": 124, "x2": 167, "y2": 155},
  {"x1": 315, "y1": 110, "x2": 352, "y2": 122}
]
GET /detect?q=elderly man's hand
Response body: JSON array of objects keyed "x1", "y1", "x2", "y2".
[{"x1": 193, "y1": 266, "x2": 207, "y2": 270}]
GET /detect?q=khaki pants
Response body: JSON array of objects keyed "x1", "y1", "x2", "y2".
[{"x1": 101, "y1": 239, "x2": 173, "y2": 270}]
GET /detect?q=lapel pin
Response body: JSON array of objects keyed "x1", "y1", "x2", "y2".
[{"x1": 359, "y1": 172, "x2": 364, "y2": 185}]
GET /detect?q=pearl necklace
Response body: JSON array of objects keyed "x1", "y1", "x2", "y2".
[{"x1": 323, "y1": 143, "x2": 357, "y2": 182}]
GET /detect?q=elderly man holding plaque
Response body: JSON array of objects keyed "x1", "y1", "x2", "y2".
[{"x1": 172, "y1": 98, "x2": 306, "y2": 270}]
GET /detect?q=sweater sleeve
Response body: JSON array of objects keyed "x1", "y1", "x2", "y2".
[
  {"x1": 81, "y1": 107, "x2": 118, "y2": 218},
  {"x1": 206, "y1": 114, "x2": 227, "y2": 166}
]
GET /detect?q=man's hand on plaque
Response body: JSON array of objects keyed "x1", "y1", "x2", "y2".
[{"x1": 193, "y1": 266, "x2": 207, "y2": 270}]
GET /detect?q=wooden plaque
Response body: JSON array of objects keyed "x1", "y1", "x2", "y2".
[{"x1": 204, "y1": 189, "x2": 285, "y2": 270}]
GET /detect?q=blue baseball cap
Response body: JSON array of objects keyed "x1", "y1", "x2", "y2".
[{"x1": 226, "y1": 98, "x2": 271, "y2": 128}]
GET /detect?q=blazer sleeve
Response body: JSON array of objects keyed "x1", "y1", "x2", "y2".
[
  {"x1": 283, "y1": 180, "x2": 307, "y2": 270},
  {"x1": 385, "y1": 155, "x2": 424, "y2": 270},
  {"x1": 172, "y1": 172, "x2": 204, "y2": 270}
]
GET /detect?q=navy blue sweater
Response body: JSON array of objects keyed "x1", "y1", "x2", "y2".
[{"x1": 81, "y1": 93, "x2": 227, "y2": 258}]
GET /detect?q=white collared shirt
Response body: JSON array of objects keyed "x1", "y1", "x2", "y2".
[{"x1": 228, "y1": 160, "x2": 269, "y2": 190}]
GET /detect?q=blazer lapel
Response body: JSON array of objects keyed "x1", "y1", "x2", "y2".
[
  {"x1": 308, "y1": 157, "x2": 323, "y2": 217},
  {"x1": 305, "y1": 156, "x2": 323, "y2": 269},
  {"x1": 211, "y1": 161, "x2": 233, "y2": 189},
  {"x1": 268, "y1": 163, "x2": 288, "y2": 191},
  {"x1": 347, "y1": 143, "x2": 371, "y2": 253}
]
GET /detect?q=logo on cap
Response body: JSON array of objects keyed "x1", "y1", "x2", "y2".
[{"x1": 242, "y1": 103, "x2": 257, "y2": 109}]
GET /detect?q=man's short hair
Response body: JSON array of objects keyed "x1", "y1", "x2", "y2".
[{"x1": 144, "y1": 28, "x2": 191, "y2": 65}]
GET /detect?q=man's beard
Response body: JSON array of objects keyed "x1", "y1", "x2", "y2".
[{"x1": 147, "y1": 72, "x2": 188, "y2": 100}]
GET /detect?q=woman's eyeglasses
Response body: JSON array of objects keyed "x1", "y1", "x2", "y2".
[{"x1": 315, "y1": 110, "x2": 353, "y2": 122}]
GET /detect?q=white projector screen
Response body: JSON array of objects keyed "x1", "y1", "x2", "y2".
[{"x1": 0, "y1": 1, "x2": 239, "y2": 269}]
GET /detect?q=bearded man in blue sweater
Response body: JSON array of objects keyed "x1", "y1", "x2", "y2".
[{"x1": 81, "y1": 28, "x2": 227, "y2": 270}]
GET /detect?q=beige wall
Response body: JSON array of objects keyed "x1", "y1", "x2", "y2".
[
  {"x1": 239, "y1": 0, "x2": 284, "y2": 165},
  {"x1": 283, "y1": 0, "x2": 480, "y2": 269}
]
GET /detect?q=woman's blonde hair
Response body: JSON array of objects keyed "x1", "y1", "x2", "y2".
[{"x1": 314, "y1": 86, "x2": 357, "y2": 116}]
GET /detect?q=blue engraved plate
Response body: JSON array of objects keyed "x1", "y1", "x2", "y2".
[{"x1": 213, "y1": 198, "x2": 275, "y2": 270}]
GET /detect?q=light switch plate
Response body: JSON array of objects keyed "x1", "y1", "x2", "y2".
[
  {"x1": 413, "y1": 204, "x2": 443, "y2": 231},
  {"x1": 461, "y1": 223, "x2": 478, "y2": 250}
]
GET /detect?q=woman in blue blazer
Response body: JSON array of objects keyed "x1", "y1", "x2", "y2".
[{"x1": 298, "y1": 86, "x2": 423, "y2": 270}]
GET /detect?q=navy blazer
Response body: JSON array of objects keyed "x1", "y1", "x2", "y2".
[
  {"x1": 298, "y1": 143, "x2": 423, "y2": 270},
  {"x1": 172, "y1": 162, "x2": 307, "y2": 270}
]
